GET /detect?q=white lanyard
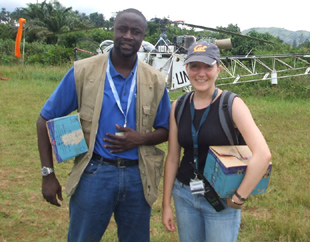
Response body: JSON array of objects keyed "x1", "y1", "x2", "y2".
[{"x1": 106, "y1": 61, "x2": 137, "y2": 127}]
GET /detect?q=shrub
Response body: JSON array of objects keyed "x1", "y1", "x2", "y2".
[{"x1": 25, "y1": 42, "x2": 74, "y2": 65}]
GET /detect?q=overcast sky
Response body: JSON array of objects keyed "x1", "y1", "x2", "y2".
[{"x1": 2, "y1": 0, "x2": 310, "y2": 32}]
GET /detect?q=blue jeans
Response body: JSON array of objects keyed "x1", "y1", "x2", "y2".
[
  {"x1": 67, "y1": 159, "x2": 151, "y2": 242},
  {"x1": 172, "y1": 180, "x2": 241, "y2": 242}
]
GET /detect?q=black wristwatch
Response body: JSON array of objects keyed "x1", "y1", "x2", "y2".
[{"x1": 41, "y1": 166, "x2": 54, "y2": 176}]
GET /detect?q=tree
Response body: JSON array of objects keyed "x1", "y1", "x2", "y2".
[
  {"x1": 22, "y1": 0, "x2": 92, "y2": 44},
  {"x1": 298, "y1": 33, "x2": 304, "y2": 47},
  {"x1": 0, "y1": 8, "x2": 22, "y2": 40},
  {"x1": 89, "y1": 13, "x2": 105, "y2": 27},
  {"x1": 0, "y1": 8, "x2": 10, "y2": 23},
  {"x1": 103, "y1": 16, "x2": 115, "y2": 31},
  {"x1": 9, "y1": 8, "x2": 25, "y2": 23}
]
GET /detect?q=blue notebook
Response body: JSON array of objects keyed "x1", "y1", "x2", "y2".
[{"x1": 46, "y1": 114, "x2": 88, "y2": 163}]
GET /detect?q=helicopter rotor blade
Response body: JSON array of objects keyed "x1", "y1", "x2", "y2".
[{"x1": 178, "y1": 22, "x2": 274, "y2": 44}]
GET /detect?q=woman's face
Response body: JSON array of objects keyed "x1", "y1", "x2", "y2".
[{"x1": 185, "y1": 61, "x2": 221, "y2": 92}]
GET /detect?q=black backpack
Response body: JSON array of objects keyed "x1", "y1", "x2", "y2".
[{"x1": 175, "y1": 90, "x2": 245, "y2": 145}]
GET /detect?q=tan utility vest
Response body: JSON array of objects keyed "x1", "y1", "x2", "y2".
[{"x1": 65, "y1": 53, "x2": 167, "y2": 206}]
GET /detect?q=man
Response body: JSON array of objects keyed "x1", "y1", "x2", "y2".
[{"x1": 37, "y1": 8, "x2": 171, "y2": 242}]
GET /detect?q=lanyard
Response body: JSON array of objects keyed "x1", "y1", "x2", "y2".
[
  {"x1": 106, "y1": 61, "x2": 137, "y2": 127},
  {"x1": 190, "y1": 88, "x2": 218, "y2": 173}
]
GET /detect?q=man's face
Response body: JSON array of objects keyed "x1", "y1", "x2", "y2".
[{"x1": 113, "y1": 12, "x2": 146, "y2": 58}]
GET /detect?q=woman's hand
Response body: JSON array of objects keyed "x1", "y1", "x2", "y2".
[
  {"x1": 226, "y1": 196, "x2": 244, "y2": 210},
  {"x1": 162, "y1": 205, "x2": 177, "y2": 232}
]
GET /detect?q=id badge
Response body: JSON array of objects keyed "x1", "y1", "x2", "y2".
[
  {"x1": 115, "y1": 124, "x2": 125, "y2": 136},
  {"x1": 115, "y1": 132, "x2": 125, "y2": 136},
  {"x1": 190, "y1": 179, "x2": 205, "y2": 195}
]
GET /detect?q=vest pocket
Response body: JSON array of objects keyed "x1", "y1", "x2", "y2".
[
  {"x1": 79, "y1": 103, "x2": 93, "y2": 141},
  {"x1": 142, "y1": 105, "x2": 151, "y2": 127},
  {"x1": 142, "y1": 147, "x2": 165, "y2": 188}
]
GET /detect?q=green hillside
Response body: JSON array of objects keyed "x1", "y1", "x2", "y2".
[{"x1": 242, "y1": 27, "x2": 310, "y2": 46}]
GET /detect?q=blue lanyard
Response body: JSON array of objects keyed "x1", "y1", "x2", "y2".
[
  {"x1": 190, "y1": 88, "x2": 218, "y2": 172},
  {"x1": 106, "y1": 61, "x2": 137, "y2": 127}
]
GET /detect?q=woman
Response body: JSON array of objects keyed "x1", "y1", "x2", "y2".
[{"x1": 162, "y1": 41, "x2": 271, "y2": 242}]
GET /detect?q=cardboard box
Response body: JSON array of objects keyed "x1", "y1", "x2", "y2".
[
  {"x1": 46, "y1": 114, "x2": 88, "y2": 163},
  {"x1": 203, "y1": 146, "x2": 272, "y2": 198}
]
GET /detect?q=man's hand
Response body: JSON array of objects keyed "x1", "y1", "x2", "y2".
[
  {"x1": 42, "y1": 174, "x2": 63, "y2": 207},
  {"x1": 104, "y1": 124, "x2": 142, "y2": 153}
]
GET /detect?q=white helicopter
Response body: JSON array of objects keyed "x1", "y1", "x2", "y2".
[{"x1": 74, "y1": 19, "x2": 277, "y2": 91}]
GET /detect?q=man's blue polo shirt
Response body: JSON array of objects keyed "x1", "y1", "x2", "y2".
[{"x1": 41, "y1": 53, "x2": 171, "y2": 160}]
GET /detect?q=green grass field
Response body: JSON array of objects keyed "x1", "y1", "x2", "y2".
[{"x1": 1, "y1": 65, "x2": 310, "y2": 242}]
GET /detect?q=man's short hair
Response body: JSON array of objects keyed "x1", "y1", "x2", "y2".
[{"x1": 114, "y1": 8, "x2": 147, "y2": 32}]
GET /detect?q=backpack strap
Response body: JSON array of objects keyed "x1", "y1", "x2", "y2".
[
  {"x1": 219, "y1": 90, "x2": 239, "y2": 145},
  {"x1": 175, "y1": 91, "x2": 194, "y2": 127}
]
